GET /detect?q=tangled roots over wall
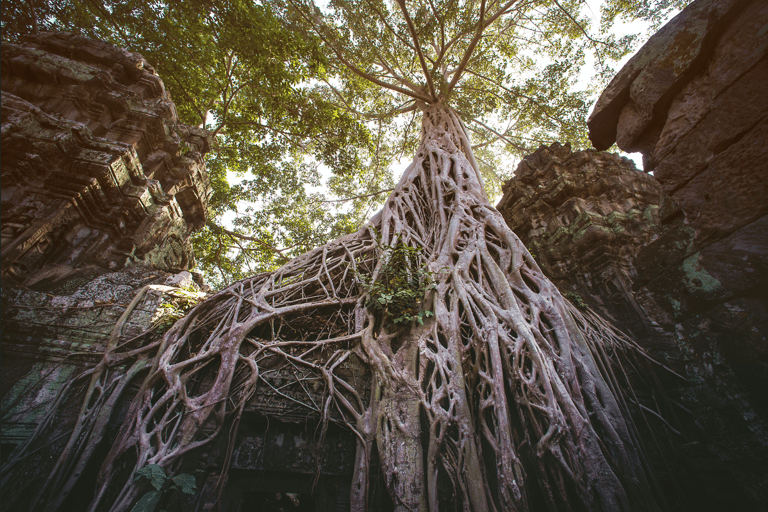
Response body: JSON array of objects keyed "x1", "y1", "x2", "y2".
[{"x1": 2, "y1": 104, "x2": 666, "y2": 512}]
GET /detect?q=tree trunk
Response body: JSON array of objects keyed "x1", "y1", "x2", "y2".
[
  {"x1": 353, "y1": 102, "x2": 659, "y2": 511},
  {"x1": 375, "y1": 334, "x2": 428, "y2": 512}
]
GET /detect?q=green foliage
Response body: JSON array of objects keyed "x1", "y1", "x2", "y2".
[
  {"x1": 131, "y1": 464, "x2": 197, "y2": 512},
  {"x1": 1, "y1": 0, "x2": 687, "y2": 288},
  {"x1": 1, "y1": 0, "x2": 383, "y2": 286},
  {"x1": 564, "y1": 291, "x2": 589, "y2": 311},
  {"x1": 526, "y1": 245, "x2": 538, "y2": 262},
  {"x1": 130, "y1": 491, "x2": 161, "y2": 512},
  {"x1": 134, "y1": 465, "x2": 167, "y2": 492},
  {"x1": 600, "y1": 0, "x2": 691, "y2": 33},
  {"x1": 152, "y1": 288, "x2": 203, "y2": 332},
  {"x1": 358, "y1": 236, "x2": 437, "y2": 328}
]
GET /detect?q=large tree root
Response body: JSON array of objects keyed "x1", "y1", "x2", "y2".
[{"x1": 1, "y1": 104, "x2": 667, "y2": 512}]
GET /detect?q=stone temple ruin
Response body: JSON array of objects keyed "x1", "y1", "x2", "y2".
[
  {"x1": 1, "y1": 32, "x2": 212, "y2": 289},
  {"x1": 589, "y1": 0, "x2": 768, "y2": 401},
  {"x1": 498, "y1": 141, "x2": 767, "y2": 510},
  {"x1": 497, "y1": 144, "x2": 665, "y2": 337},
  {"x1": 2, "y1": 0, "x2": 768, "y2": 510}
]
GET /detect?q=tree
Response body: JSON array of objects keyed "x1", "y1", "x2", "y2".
[
  {"x1": 1, "y1": 1, "x2": 680, "y2": 511},
  {"x1": 0, "y1": 0, "x2": 687, "y2": 288},
  {"x1": 600, "y1": 0, "x2": 690, "y2": 32}
]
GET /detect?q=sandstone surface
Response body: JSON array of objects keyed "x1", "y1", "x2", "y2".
[
  {"x1": 498, "y1": 143, "x2": 663, "y2": 335},
  {"x1": 588, "y1": 0, "x2": 768, "y2": 412},
  {"x1": 498, "y1": 142, "x2": 768, "y2": 510}
]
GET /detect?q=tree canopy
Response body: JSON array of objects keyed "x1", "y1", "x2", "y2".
[{"x1": 2, "y1": 0, "x2": 688, "y2": 288}]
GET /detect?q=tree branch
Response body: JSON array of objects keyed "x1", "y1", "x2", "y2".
[
  {"x1": 320, "y1": 78, "x2": 418, "y2": 119},
  {"x1": 468, "y1": 118, "x2": 527, "y2": 153},
  {"x1": 445, "y1": 0, "x2": 520, "y2": 99},
  {"x1": 375, "y1": 59, "x2": 429, "y2": 97},
  {"x1": 460, "y1": 69, "x2": 568, "y2": 129},
  {"x1": 206, "y1": 222, "x2": 290, "y2": 263},
  {"x1": 551, "y1": 0, "x2": 611, "y2": 48},
  {"x1": 287, "y1": 0, "x2": 433, "y2": 103},
  {"x1": 165, "y1": 74, "x2": 208, "y2": 126},
  {"x1": 365, "y1": 0, "x2": 416, "y2": 54},
  {"x1": 319, "y1": 188, "x2": 394, "y2": 204},
  {"x1": 395, "y1": 0, "x2": 438, "y2": 102}
]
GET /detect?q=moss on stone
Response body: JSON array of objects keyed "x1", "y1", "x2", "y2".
[{"x1": 682, "y1": 256, "x2": 723, "y2": 295}]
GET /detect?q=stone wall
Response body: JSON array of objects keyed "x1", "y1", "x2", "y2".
[
  {"x1": 0, "y1": 262, "x2": 370, "y2": 511},
  {"x1": 0, "y1": 267, "x2": 205, "y2": 451},
  {"x1": 1, "y1": 31, "x2": 216, "y2": 452},
  {"x1": 0, "y1": 35, "x2": 367, "y2": 511},
  {"x1": 587, "y1": 0, "x2": 768, "y2": 397},
  {"x1": 584, "y1": 2, "x2": 768, "y2": 500},
  {"x1": 497, "y1": 143, "x2": 768, "y2": 510},
  {"x1": 1, "y1": 32, "x2": 213, "y2": 290},
  {"x1": 497, "y1": 143, "x2": 664, "y2": 337}
]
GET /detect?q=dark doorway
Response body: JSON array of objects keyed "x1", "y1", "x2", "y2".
[{"x1": 238, "y1": 491, "x2": 314, "y2": 512}]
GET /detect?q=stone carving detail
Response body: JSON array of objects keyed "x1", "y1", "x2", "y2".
[
  {"x1": 497, "y1": 143, "x2": 664, "y2": 335},
  {"x1": 0, "y1": 35, "x2": 364, "y2": 509},
  {"x1": 0, "y1": 267, "x2": 205, "y2": 445},
  {"x1": 1, "y1": 32, "x2": 212, "y2": 289}
]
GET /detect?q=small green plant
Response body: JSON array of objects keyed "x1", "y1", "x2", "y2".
[
  {"x1": 525, "y1": 243, "x2": 538, "y2": 262},
  {"x1": 358, "y1": 235, "x2": 437, "y2": 328},
  {"x1": 152, "y1": 288, "x2": 202, "y2": 332},
  {"x1": 131, "y1": 464, "x2": 197, "y2": 512},
  {"x1": 563, "y1": 291, "x2": 588, "y2": 310}
]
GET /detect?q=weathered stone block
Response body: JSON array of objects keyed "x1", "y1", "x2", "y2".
[
  {"x1": 588, "y1": 0, "x2": 768, "y2": 386},
  {"x1": 498, "y1": 137, "x2": 768, "y2": 509},
  {"x1": 498, "y1": 143, "x2": 663, "y2": 332},
  {"x1": 1, "y1": 265, "x2": 206, "y2": 448},
  {"x1": 1, "y1": 33, "x2": 213, "y2": 289},
  {"x1": 653, "y1": 58, "x2": 768, "y2": 190},
  {"x1": 653, "y1": 3, "x2": 768, "y2": 166},
  {"x1": 587, "y1": 0, "x2": 748, "y2": 152}
]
